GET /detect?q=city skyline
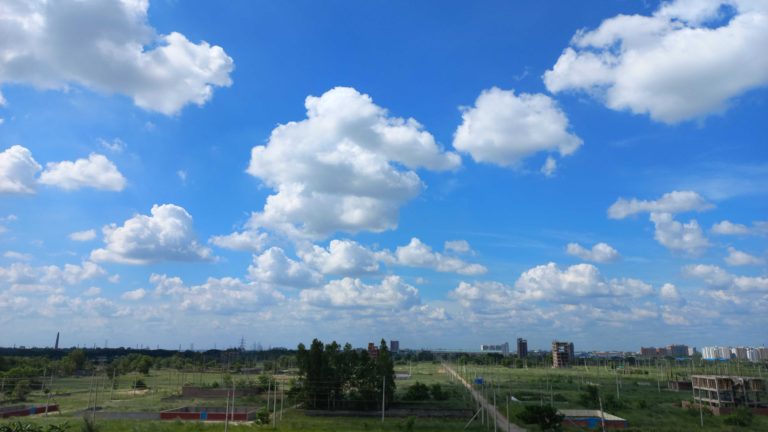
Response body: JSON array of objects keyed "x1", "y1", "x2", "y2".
[{"x1": 1, "y1": 0, "x2": 766, "y2": 351}]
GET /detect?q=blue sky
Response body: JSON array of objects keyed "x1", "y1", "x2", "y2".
[{"x1": 1, "y1": 0, "x2": 766, "y2": 352}]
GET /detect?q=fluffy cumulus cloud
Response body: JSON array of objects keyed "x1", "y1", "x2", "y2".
[
  {"x1": 246, "y1": 87, "x2": 460, "y2": 238},
  {"x1": 544, "y1": 0, "x2": 768, "y2": 123},
  {"x1": 209, "y1": 229, "x2": 268, "y2": 253},
  {"x1": 0, "y1": 145, "x2": 41, "y2": 194},
  {"x1": 725, "y1": 246, "x2": 764, "y2": 266},
  {"x1": 650, "y1": 212, "x2": 710, "y2": 255},
  {"x1": 0, "y1": 0, "x2": 233, "y2": 114},
  {"x1": 608, "y1": 190, "x2": 712, "y2": 219},
  {"x1": 150, "y1": 273, "x2": 285, "y2": 312},
  {"x1": 514, "y1": 262, "x2": 653, "y2": 301},
  {"x1": 565, "y1": 242, "x2": 620, "y2": 263},
  {"x1": 395, "y1": 238, "x2": 486, "y2": 275},
  {"x1": 453, "y1": 88, "x2": 582, "y2": 170},
  {"x1": 121, "y1": 288, "x2": 146, "y2": 301},
  {"x1": 711, "y1": 220, "x2": 767, "y2": 236},
  {"x1": 299, "y1": 239, "x2": 383, "y2": 276},
  {"x1": 247, "y1": 247, "x2": 321, "y2": 287},
  {"x1": 39, "y1": 153, "x2": 126, "y2": 191},
  {"x1": 91, "y1": 204, "x2": 213, "y2": 264},
  {"x1": 660, "y1": 283, "x2": 681, "y2": 301},
  {"x1": 299, "y1": 275, "x2": 420, "y2": 309},
  {"x1": 684, "y1": 264, "x2": 768, "y2": 292},
  {"x1": 0, "y1": 261, "x2": 106, "y2": 289}
]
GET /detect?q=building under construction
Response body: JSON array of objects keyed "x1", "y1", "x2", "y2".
[
  {"x1": 691, "y1": 375, "x2": 765, "y2": 414},
  {"x1": 552, "y1": 341, "x2": 574, "y2": 368}
]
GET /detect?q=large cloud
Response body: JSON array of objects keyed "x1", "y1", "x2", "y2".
[
  {"x1": 299, "y1": 275, "x2": 420, "y2": 309},
  {"x1": 298, "y1": 239, "x2": 383, "y2": 276},
  {"x1": 453, "y1": 88, "x2": 582, "y2": 171},
  {"x1": 246, "y1": 87, "x2": 460, "y2": 238},
  {"x1": 91, "y1": 204, "x2": 213, "y2": 264},
  {"x1": 684, "y1": 264, "x2": 768, "y2": 292},
  {"x1": 544, "y1": 0, "x2": 768, "y2": 123},
  {"x1": 247, "y1": 247, "x2": 321, "y2": 287},
  {"x1": 150, "y1": 273, "x2": 284, "y2": 312},
  {"x1": 514, "y1": 262, "x2": 653, "y2": 301},
  {"x1": 39, "y1": 153, "x2": 126, "y2": 191},
  {"x1": 0, "y1": 0, "x2": 233, "y2": 115},
  {"x1": 608, "y1": 190, "x2": 712, "y2": 219},
  {"x1": 0, "y1": 145, "x2": 41, "y2": 194},
  {"x1": 724, "y1": 247, "x2": 764, "y2": 266}
]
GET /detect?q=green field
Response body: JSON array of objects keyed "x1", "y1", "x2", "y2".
[{"x1": 2, "y1": 361, "x2": 767, "y2": 431}]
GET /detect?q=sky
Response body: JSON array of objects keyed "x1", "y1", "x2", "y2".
[{"x1": 0, "y1": 0, "x2": 766, "y2": 352}]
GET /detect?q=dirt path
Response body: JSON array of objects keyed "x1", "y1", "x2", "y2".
[{"x1": 442, "y1": 363, "x2": 526, "y2": 432}]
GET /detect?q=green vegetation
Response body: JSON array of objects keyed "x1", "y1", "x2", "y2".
[
  {"x1": 517, "y1": 405, "x2": 564, "y2": 431},
  {"x1": 295, "y1": 339, "x2": 395, "y2": 410}
]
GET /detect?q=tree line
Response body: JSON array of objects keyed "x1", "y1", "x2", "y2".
[{"x1": 294, "y1": 339, "x2": 395, "y2": 411}]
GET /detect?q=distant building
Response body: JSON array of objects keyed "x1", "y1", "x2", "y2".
[
  {"x1": 552, "y1": 341, "x2": 574, "y2": 368},
  {"x1": 367, "y1": 342, "x2": 379, "y2": 360},
  {"x1": 702, "y1": 346, "x2": 765, "y2": 362},
  {"x1": 692, "y1": 375, "x2": 764, "y2": 412},
  {"x1": 688, "y1": 346, "x2": 697, "y2": 356},
  {"x1": 389, "y1": 340, "x2": 400, "y2": 354},
  {"x1": 666, "y1": 344, "x2": 689, "y2": 357},
  {"x1": 480, "y1": 343, "x2": 509, "y2": 356},
  {"x1": 517, "y1": 338, "x2": 528, "y2": 358}
]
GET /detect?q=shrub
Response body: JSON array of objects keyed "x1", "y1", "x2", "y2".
[
  {"x1": 429, "y1": 383, "x2": 448, "y2": 401},
  {"x1": 724, "y1": 407, "x2": 754, "y2": 427},
  {"x1": 404, "y1": 382, "x2": 430, "y2": 401},
  {"x1": 517, "y1": 405, "x2": 564, "y2": 431},
  {"x1": 255, "y1": 407, "x2": 271, "y2": 425}
]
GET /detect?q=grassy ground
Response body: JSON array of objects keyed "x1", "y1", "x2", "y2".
[
  {"x1": 448, "y1": 360, "x2": 768, "y2": 431},
  {"x1": 3, "y1": 361, "x2": 767, "y2": 431}
]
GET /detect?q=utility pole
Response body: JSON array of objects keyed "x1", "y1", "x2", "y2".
[
  {"x1": 224, "y1": 388, "x2": 230, "y2": 432},
  {"x1": 381, "y1": 376, "x2": 386, "y2": 424}
]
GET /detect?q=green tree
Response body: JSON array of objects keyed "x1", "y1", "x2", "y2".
[{"x1": 517, "y1": 405, "x2": 564, "y2": 431}]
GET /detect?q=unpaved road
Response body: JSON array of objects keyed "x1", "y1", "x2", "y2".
[{"x1": 442, "y1": 362, "x2": 526, "y2": 432}]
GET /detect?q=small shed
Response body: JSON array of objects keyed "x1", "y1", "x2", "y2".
[
  {"x1": 559, "y1": 409, "x2": 628, "y2": 429},
  {"x1": 0, "y1": 404, "x2": 60, "y2": 419},
  {"x1": 160, "y1": 406, "x2": 257, "y2": 422}
]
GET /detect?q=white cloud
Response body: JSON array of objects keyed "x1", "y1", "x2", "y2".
[
  {"x1": 725, "y1": 246, "x2": 764, "y2": 266},
  {"x1": 91, "y1": 204, "x2": 213, "y2": 264},
  {"x1": 39, "y1": 153, "x2": 126, "y2": 191},
  {"x1": 444, "y1": 240, "x2": 471, "y2": 254},
  {"x1": 150, "y1": 274, "x2": 284, "y2": 312},
  {"x1": 453, "y1": 87, "x2": 581, "y2": 168},
  {"x1": 650, "y1": 212, "x2": 710, "y2": 255},
  {"x1": 395, "y1": 238, "x2": 487, "y2": 275},
  {"x1": 0, "y1": 261, "x2": 106, "y2": 288},
  {"x1": 299, "y1": 239, "x2": 382, "y2": 276},
  {"x1": 121, "y1": 288, "x2": 146, "y2": 301},
  {"x1": 247, "y1": 247, "x2": 321, "y2": 287},
  {"x1": 544, "y1": 0, "x2": 768, "y2": 123},
  {"x1": 608, "y1": 190, "x2": 712, "y2": 219},
  {"x1": 565, "y1": 242, "x2": 620, "y2": 263},
  {"x1": 0, "y1": 0, "x2": 233, "y2": 115},
  {"x1": 99, "y1": 138, "x2": 126, "y2": 153},
  {"x1": 711, "y1": 220, "x2": 751, "y2": 235},
  {"x1": 541, "y1": 156, "x2": 557, "y2": 177},
  {"x1": 300, "y1": 275, "x2": 420, "y2": 309},
  {"x1": 450, "y1": 280, "x2": 520, "y2": 312},
  {"x1": 69, "y1": 229, "x2": 97, "y2": 242},
  {"x1": 246, "y1": 86, "x2": 460, "y2": 238},
  {"x1": 3, "y1": 251, "x2": 32, "y2": 261},
  {"x1": 660, "y1": 283, "x2": 681, "y2": 301},
  {"x1": 0, "y1": 145, "x2": 41, "y2": 194},
  {"x1": 685, "y1": 263, "x2": 768, "y2": 292},
  {"x1": 82, "y1": 286, "x2": 101, "y2": 297},
  {"x1": 209, "y1": 229, "x2": 268, "y2": 253},
  {"x1": 515, "y1": 262, "x2": 653, "y2": 301}
]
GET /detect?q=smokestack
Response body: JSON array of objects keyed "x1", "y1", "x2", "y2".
[{"x1": 55, "y1": 332, "x2": 60, "y2": 350}]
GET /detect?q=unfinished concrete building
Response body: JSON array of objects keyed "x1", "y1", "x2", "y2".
[
  {"x1": 552, "y1": 341, "x2": 574, "y2": 368},
  {"x1": 692, "y1": 375, "x2": 765, "y2": 414}
]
